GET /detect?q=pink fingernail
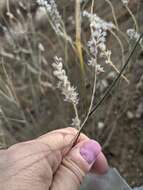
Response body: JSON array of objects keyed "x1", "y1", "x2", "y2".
[{"x1": 80, "y1": 140, "x2": 101, "y2": 165}]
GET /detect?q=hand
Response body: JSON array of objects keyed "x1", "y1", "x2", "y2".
[{"x1": 0, "y1": 128, "x2": 108, "y2": 190}]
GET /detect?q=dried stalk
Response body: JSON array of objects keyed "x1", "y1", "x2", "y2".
[{"x1": 75, "y1": 0, "x2": 84, "y2": 73}]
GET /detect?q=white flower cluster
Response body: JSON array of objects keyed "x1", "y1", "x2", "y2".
[
  {"x1": 121, "y1": 0, "x2": 129, "y2": 5},
  {"x1": 52, "y1": 57, "x2": 79, "y2": 105},
  {"x1": 127, "y1": 29, "x2": 143, "y2": 47},
  {"x1": 88, "y1": 59, "x2": 104, "y2": 73},
  {"x1": 127, "y1": 28, "x2": 140, "y2": 40},
  {"x1": 83, "y1": 11, "x2": 114, "y2": 73},
  {"x1": 83, "y1": 11, "x2": 115, "y2": 29},
  {"x1": 36, "y1": 0, "x2": 62, "y2": 34},
  {"x1": 83, "y1": 11, "x2": 114, "y2": 52},
  {"x1": 71, "y1": 117, "x2": 81, "y2": 128}
]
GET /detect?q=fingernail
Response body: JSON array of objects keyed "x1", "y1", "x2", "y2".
[{"x1": 80, "y1": 140, "x2": 101, "y2": 165}]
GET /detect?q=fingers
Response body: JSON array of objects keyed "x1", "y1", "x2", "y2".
[
  {"x1": 37, "y1": 127, "x2": 108, "y2": 190},
  {"x1": 50, "y1": 139, "x2": 107, "y2": 190},
  {"x1": 37, "y1": 127, "x2": 108, "y2": 175},
  {"x1": 37, "y1": 127, "x2": 89, "y2": 151}
]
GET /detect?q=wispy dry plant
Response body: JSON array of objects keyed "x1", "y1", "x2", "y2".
[
  {"x1": 83, "y1": 10, "x2": 130, "y2": 83},
  {"x1": 0, "y1": 0, "x2": 142, "y2": 149},
  {"x1": 52, "y1": 56, "x2": 80, "y2": 129}
]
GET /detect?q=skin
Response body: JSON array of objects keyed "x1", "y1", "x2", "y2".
[{"x1": 0, "y1": 128, "x2": 108, "y2": 190}]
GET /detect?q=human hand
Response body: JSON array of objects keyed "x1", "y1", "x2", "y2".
[{"x1": 0, "y1": 128, "x2": 108, "y2": 190}]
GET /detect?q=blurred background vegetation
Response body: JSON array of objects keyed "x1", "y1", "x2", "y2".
[{"x1": 0, "y1": 0, "x2": 143, "y2": 187}]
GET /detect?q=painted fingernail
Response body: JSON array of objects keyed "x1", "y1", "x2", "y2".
[{"x1": 80, "y1": 140, "x2": 101, "y2": 165}]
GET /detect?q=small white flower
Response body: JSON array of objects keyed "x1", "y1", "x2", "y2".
[
  {"x1": 87, "y1": 40, "x2": 98, "y2": 56},
  {"x1": 71, "y1": 117, "x2": 81, "y2": 128},
  {"x1": 96, "y1": 64, "x2": 104, "y2": 73},
  {"x1": 97, "y1": 121, "x2": 105, "y2": 130},
  {"x1": 121, "y1": 0, "x2": 129, "y2": 5},
  {"x1": 88, "y1": 59, "x2": 104, "y2": 73},
  {"x1": 99, "y1": 43, "x2": 106, "y2": 51},
  {"x1": 127, "y1": 111, "x2": 134, "y2": 119},
  {"x1": 127, "y1": 28, "x2": 143, "y2": 47},
  {"x1": 38, "y1": 43, "x2": 45, "y2": 52},
  {"x1": 88, "y1": 59, "x2": 96, "y2": 67},
  {"x1": 127, "y1": 29, "x2": 140, "y2": 40}
]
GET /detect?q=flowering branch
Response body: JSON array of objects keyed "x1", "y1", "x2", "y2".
[{"x1": 52, "y1": 56, "x2": 80, "y2": 129}]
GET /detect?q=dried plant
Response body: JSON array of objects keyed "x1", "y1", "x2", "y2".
[
  {"x1": 52, "y1": 56, "x2": 80, "y2": 129},
  {"x1": 0, "y1": 0, "x2": 142, "y2": 152}
]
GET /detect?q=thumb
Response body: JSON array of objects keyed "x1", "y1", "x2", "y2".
[{"x1": 51, "y1": 140, "x2": 102, "y2": 190}]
